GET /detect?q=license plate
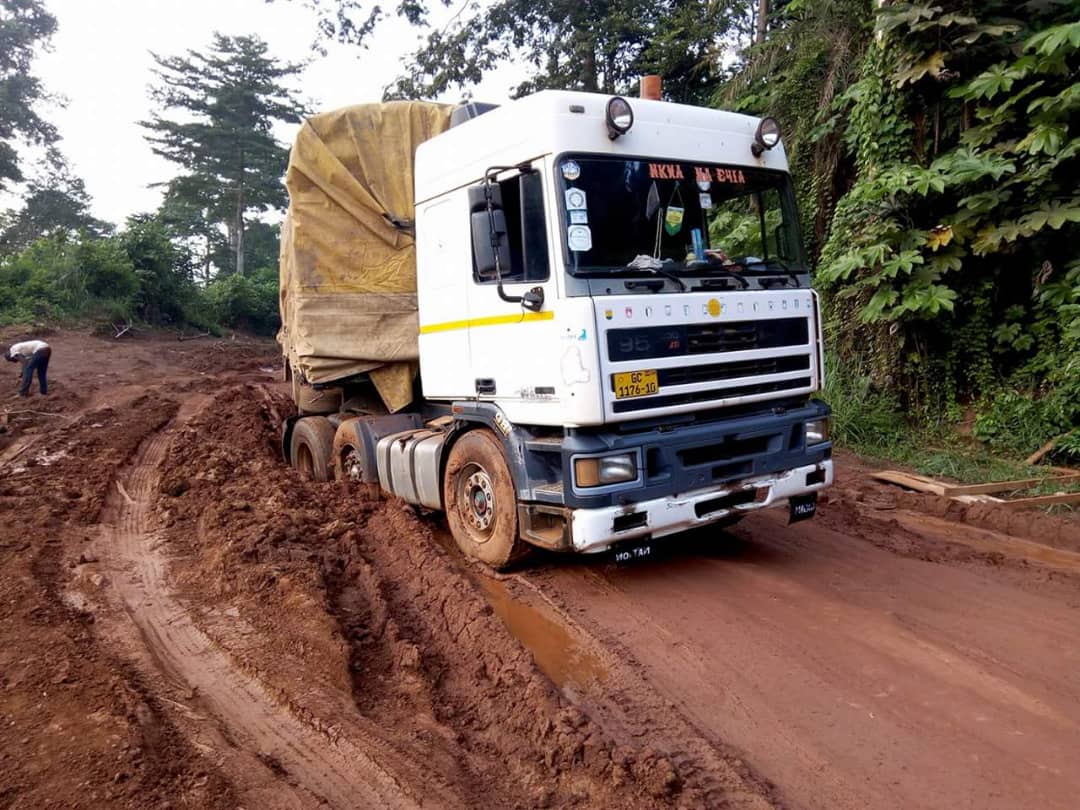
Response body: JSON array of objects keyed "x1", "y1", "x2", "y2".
[
  {"x1": 789, "y1": 493, "x2": 818, "y2": 524},
  {"x1": 613, "y1": 370, "x2": 659, "y2": 399},
  {"x1": 613, "y1": 540, "x2": 653, "y2": 564}
]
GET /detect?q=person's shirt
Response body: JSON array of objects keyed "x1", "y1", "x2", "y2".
[{"x1": 6, "y1": 340, "x2": 49, "y2": 362}]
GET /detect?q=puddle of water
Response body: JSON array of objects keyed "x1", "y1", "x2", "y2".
[
  {"x1": 430, "y1": 524, "x2": 608, "y2": 689},
  {"x1": 474, "y1": 574, "x2": 608, "y2": 690}
]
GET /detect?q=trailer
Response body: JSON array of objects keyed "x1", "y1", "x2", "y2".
[{"x1": 279, "y1": 85, "x2": 833, "y2": 568}]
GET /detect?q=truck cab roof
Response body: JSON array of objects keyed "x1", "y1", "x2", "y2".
[{"x1": 415, "y1": 90, "x2": 790, "y2": 203}]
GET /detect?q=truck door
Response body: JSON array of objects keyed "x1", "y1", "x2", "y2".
[
  {"x1": 416, "y1": 195, "x2": 471, "y2": 399},
  {"x1": 464, "y1": 163, "x2": 562, "y2": 424}
]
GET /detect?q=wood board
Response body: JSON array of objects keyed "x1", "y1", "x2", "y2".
[{"x1": 872, "y1": 469, "x2": 1080, "y2": 510}]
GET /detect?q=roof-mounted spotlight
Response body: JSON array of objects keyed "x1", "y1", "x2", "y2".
[
  {"x1": 605, "y1": 96, "x2": 634, "y2": 140},
  {"x1": 751, "y1": 116, "x2": 781, "y2": 157}
]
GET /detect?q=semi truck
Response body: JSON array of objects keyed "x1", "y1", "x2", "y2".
[{"x1": 278, "y1": 83, "x2": 833, "y2": 569}]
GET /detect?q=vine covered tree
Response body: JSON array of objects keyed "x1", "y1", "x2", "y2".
[
  {"x1": 142, "y1": 33, "x2": 308, "y2": 276},
  {"x1": 0, "y1": 0, "x2": 59, "y2": 189}
]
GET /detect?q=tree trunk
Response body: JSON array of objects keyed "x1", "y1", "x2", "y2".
[
  {"x1": 755, "y1": 0, "x2": 768, "y2": 44},
  {"x1": 235, "y1": 156, "x2": 245, "y2": 277}
]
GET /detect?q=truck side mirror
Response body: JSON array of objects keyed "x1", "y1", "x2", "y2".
[{"x1": 471, "y1": 208, "x2": 512, "y2": 280}]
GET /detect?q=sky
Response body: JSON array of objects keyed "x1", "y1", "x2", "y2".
[{"x1": 20, "y1": 0, "x2": 524, "y2": 225}]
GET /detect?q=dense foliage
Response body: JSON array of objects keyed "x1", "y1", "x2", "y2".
[
  {"x1": 724, "y1": 0, "x2": 1080, "y2": 459},
  {"x1": 0, "y1": 30, "x2": 292, "y2": 337},
  {"x1": 4, "y1": 1, "x2": 1077, "y2": 459}
]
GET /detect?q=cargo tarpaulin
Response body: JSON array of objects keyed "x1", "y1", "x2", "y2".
[{"x1": 278, "y1": 101, "x2": 453, "y2": 412}]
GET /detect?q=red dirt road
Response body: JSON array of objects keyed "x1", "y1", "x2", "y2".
[
  {"x1": 511, "y1": 500, "x2": 1080, "y2": 809},
  {"x1": 2, "y1": 327, "x2": 1079, "y2": 809}
]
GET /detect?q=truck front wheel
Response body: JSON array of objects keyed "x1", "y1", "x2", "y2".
[
  {"x1": 443, "y1": 429, "x2": 528, "y2": 569},
  {"x1": 290, "y1": 416, "x2": 335, "y2": 482}
]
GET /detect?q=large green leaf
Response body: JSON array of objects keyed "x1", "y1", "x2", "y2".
[
  {"x1": 1025, "y1": 21, "x2": 1080, "y2": 57},
  {"x1": 1020, "y1": 199, "x2": 1080, "y2": 232}
]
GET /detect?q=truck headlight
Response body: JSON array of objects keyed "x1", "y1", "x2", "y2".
[
  {"x1": 575, "y1": 453, "x2": 637, "y2": 487},
  {"x1": 805, "y1": 419, "x2": 829, "y2": 445}
]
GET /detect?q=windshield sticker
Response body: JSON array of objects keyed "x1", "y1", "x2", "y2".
[
  {"x1": 569, "y1": 209, "x2": 588, "y2": 224},
  {"x1": 565, "y1": 188, "x2": 587, "y2": 210},
  {"x1": 695, "y1": 167, "x2": 712, "y2": 190},
  {"x1": 561, "y1": 160, "x2": 581, "y2": 181},
  {"x1": 664, "y1": 206, "x2": 684, "y2": 236},
  {"x1": 567, "y1": 225, "x2": 592, "y2": 251},
  {"x1": 648, "y1": 163, "x2": 685, "y2": 180},
  {"x1": 699, "y1": 192, "x2": 713, "y2": 209}
]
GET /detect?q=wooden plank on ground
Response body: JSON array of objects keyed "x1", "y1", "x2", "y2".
[
  {"x1": 871, "y1": 471, "x2": 949, "y2": 496},
  {"x1": 997, "y1": 491, "x2": 1080, "y2": 510},
  {"x1": 940, "y1": 473, "x2": 1080, "y2": 497}
]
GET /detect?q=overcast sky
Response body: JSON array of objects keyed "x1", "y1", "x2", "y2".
[{"x1": 22, "y1": 0, "x2": 522, "y2": 225}]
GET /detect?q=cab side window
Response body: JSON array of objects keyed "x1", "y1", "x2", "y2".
[{"x1": 469, "y1": 171, "x2": 550, "y2": 284}]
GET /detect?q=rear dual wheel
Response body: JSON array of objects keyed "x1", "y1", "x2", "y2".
[
  {"x1": 443, "y1": 429, "x2": 529, "y2": 570},
  {"x1": 290, "y1": 416, "x2": 335, "y2": 481}
]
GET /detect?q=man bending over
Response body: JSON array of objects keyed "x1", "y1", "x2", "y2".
[{"x1": 6, "y1": 339, "x2": 51, "y2": 397}]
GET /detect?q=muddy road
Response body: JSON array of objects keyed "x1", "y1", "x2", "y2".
[{"x1": 2, "y1": 328, "x2": 1078, "y2": 809}]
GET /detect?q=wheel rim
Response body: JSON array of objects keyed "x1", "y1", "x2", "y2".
[
  {"x1": 456, "y1": 462, "x2": 496, "y2": 544},
  {"x1": 342, "y1": 446, "x2": 364, "y2": 482}
]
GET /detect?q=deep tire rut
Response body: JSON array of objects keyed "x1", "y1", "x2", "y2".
[{"x1": 99, "y1": 418, "x2": 424, "y2": 809}]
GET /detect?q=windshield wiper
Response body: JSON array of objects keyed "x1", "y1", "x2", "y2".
[
  {"x1": 620, "y1": 256, "x2": 687, "y2": 290},
  {"x1": 742, "y1": 259, "x2": 801, "y2": 287},
  {"x1": 681, "y1": 259, "x2": 750, "y2": 289}
]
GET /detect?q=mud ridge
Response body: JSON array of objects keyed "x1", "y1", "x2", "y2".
[
  {"x1": 99, "y1": 403, "x2": 432, "y2": 808},
  {"x1": 154, "y1": 383, "x2": 728, "y2": 807},
  {"x1": 0, "y1": 392, "x2": 238, "y2": 808}
]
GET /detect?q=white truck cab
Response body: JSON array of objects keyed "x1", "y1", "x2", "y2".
[{"x1": 284, "y1": 90, "x2": 833, "y2": 568}]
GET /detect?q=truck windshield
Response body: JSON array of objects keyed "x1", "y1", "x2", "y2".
[{"x1": 557, "y1": 155, "x2": 805, "y2": 276}]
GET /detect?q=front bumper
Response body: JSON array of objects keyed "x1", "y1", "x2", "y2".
[{"x1": 568, "y1": 459, "x2": 833, "y2": 553}]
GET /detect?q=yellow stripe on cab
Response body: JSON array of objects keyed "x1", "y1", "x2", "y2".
[{"x1": 419, "y1": 310, "x2": 555, "y2": 334}]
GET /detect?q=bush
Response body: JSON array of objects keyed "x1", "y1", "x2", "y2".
[
  {"x1": 973, "y1": 388, "x2": 1076, "y2": 457},
  {"x1": 0, "y1": 234, "x2": 139, "y2": 324},
  {"x1": 821, "y1": 357, "x2": 907, "y2": 452},
  {"x1": 201, "y1": 266, "x2": 280, "y2": 335}
]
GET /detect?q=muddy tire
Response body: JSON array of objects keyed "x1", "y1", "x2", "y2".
[
  {"x1": 290, "y1": 416, "x2": 336, "y2": 482},
  {"x1": 443, "y1": 429, "x2": 529, "y2": 570},
  {"x1": 332, "y1": 418, "x2": 369, "y2": 482}
]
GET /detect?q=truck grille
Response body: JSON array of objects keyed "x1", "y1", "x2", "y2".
[
  {"x1": 657, "y1": 355, "x2": 808, "y2": 387},
  {"x1": 607, "y1": 318, "x2": 808, "y2": 362}
]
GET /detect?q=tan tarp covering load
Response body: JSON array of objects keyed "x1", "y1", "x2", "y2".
[{"x1": 278, "y1": 101, "x2": 453, "y2": 412}]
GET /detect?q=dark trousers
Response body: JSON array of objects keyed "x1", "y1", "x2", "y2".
[{"x1": 20, "y1": 347, "x2": 50, "y2": 396}]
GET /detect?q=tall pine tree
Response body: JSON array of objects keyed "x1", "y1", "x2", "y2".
[{"x1": 142, "y1": 33, "x2": 307, "y2": 276}]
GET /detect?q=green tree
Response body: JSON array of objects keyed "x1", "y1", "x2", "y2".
[
  {"x1": 719, "y1": 0, "x2": 875, "y2": 256},
  {"x1": 285, "y1": 0, "x2": 757, "y2": 104},
  {"x1": 119, "y1": 214, "x2": 197, "y2": 324},
  {"x1": 141, "y1": 33, "x2": 307, "y2": 276},
  {"x1": 0, "y1": 0, "x2": 58, "y2": 190},
  {"x1": 0, "y1": 154, "x2": 110, "y2": 256}
]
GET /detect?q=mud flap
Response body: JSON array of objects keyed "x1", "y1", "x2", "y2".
[{"x1": 789, "y1": 493, "x2": 817, "y2": 524}]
